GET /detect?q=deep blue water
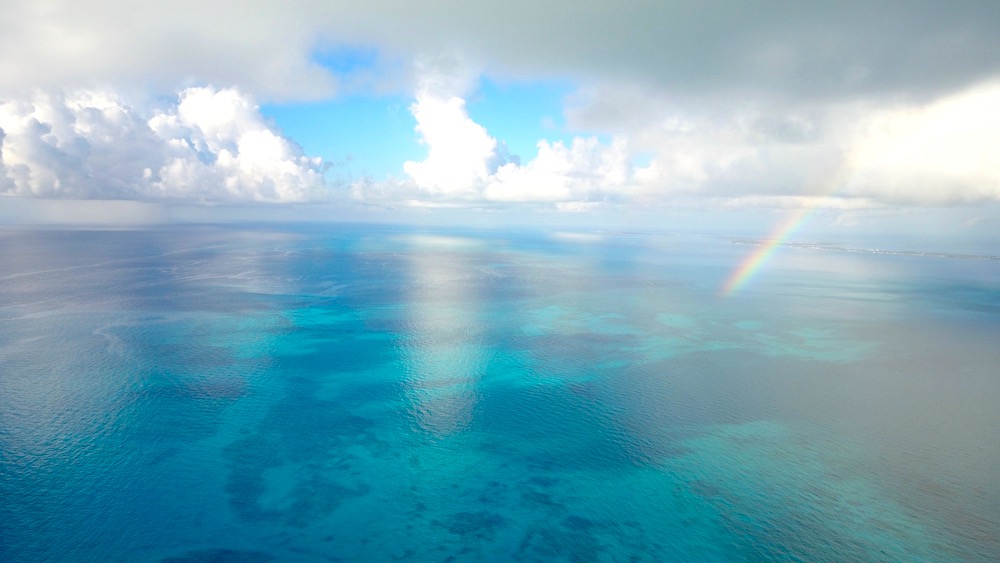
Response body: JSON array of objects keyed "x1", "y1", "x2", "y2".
[{"x1": 1, "y1": 224, "x2": 998, "y2": 561}]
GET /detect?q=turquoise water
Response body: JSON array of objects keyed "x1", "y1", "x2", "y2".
[{"x1": 1, "y1": 225, "x2": 998, "y2": 561}]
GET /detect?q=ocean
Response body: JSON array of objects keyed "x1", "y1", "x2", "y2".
[{"x1": 1, "y1": 224, "x2": 998, "y2": 561}]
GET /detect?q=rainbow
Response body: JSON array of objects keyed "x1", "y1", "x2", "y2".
[{"x1": 720, "y1": 205, "x2": 817, "y2": 296}]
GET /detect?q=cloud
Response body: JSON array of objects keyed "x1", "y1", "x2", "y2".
[
  {"x1": 0, "y1": 90, "x2": 167, "y2": 199},
  {"x1": 0, "y1": 1, "x2": 337, "y2": 100},
  {"x1": 564, "y1": 84, "x2": 851, "y2": 203},
  {"x1": 484, "y1": 137, "x2": 631, "y2": 203},
  {"x1": 842, "y1": 82, "x2": 1000, "y2": 204},
  {"x1": 4, "y1": 2, "x2": 1000, "y2": 215},
  {"x1": 0, "y1": 87, "x2": 328, "y2": 202},
  {"x1": 355, "y1": 60, "x2": 1000, "y2": 210},
  {"x1": 402, "y1": 69, "x2": 502, "y2": 197},
  {"x1": 4, "y1": 1, "x2": 999, "y2": 105},
  {"x1": 386, "y1": 64, "x2": 634, "y2": 206},
  {"x1": 565, "y1": 80, "x2": 1000, "y2": 207},
  {"x1": 6, "y1": 76, "x2": 998, "y2": 212}
]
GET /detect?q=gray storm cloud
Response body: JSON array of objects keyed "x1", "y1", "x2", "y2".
[{"x1": 2, "y1": 1, "x2": 999, "y2": 103}]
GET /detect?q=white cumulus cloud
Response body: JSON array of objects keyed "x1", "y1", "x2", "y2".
[
  {"x1": 0, "y1": 87, "x2": 329, "y2": 202},
  {"x1": 484, "y1": 137, "x2": 631, "y2": 203},
  {"x1": 390, "y1": 65, "x2": 636, "y2": 206},
  {"x1": 402, "y1": 83, "x2": 500, "y2": 197}
]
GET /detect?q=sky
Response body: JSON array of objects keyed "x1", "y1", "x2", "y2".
[{"x1": 1, "y1": 0, "x2": 1000, "y2": 244}]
